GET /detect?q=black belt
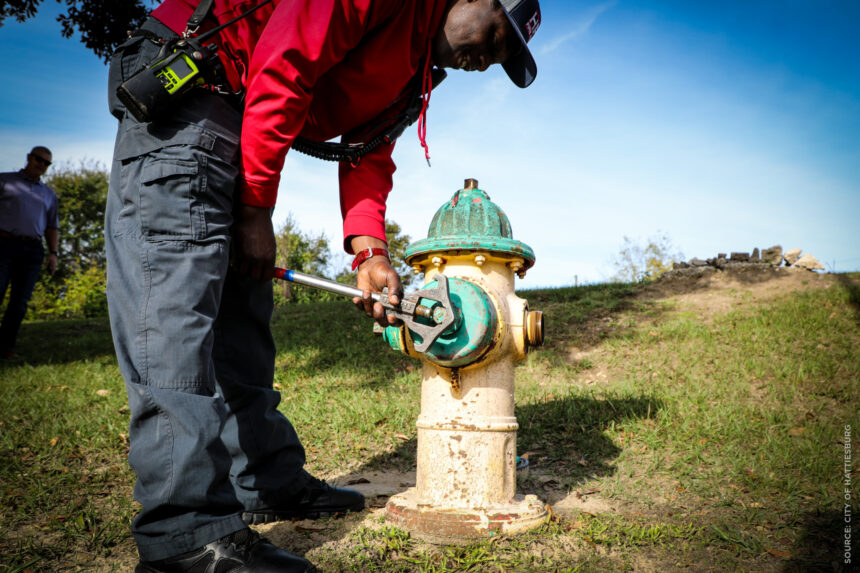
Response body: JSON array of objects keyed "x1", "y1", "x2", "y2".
[{"x1": 0, "y1": 230, "x2": 41, "y2": 243}]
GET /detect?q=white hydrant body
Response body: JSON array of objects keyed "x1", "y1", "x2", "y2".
[{"x1": 383, "y1": 180, "x2": 546, "y2": 543}]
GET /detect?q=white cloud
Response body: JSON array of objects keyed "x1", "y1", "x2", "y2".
[{"x1": 540, "y1": 0, "x2": 618, "y2": 55}]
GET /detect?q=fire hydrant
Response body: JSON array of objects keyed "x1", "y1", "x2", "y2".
[{"x1": 381, "y1": 178, "x2": 547, "y2": 544}]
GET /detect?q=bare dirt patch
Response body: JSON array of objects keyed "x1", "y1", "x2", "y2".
[
  {"x1": 643, "y1": 266, "x2": 833, "y2": 321},
  {"x1": 550, "y1": 488, "x2": 616, "y2": 517}
]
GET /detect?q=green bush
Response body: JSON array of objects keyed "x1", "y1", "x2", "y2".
[{"x1": 29, "y1": 266, "x2": 107, "y2": 319}]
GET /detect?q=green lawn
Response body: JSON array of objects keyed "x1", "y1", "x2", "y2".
[{"x1": 1, "y1": 270, "x2": 857, "y2": 572}]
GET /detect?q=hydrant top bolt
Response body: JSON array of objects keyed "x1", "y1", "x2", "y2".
[{"x1": 464, "y1": 178, "x2": 479, "y2": 190}]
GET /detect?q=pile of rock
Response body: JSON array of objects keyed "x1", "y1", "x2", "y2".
[{"x1": 673, "y1": 246, "x2": 826, "y2": 272}]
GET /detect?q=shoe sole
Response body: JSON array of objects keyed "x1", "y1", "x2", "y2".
[
  {"x1": 138, "y1": 555, "x2": 318, "y2": 573},
  {"x1": 242, "y1": 506, "x2": 363, "y2": 525}
]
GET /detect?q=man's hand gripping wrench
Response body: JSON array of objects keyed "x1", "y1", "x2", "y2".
[{"x1": 273, "y1": 268, "x2": 456, "y2": 352}]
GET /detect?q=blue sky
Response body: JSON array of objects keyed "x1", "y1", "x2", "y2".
[{"x1": 1, "y1": 0, "x2": 858, "y2": 287}]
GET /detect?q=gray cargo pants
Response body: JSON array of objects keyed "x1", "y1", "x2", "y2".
[{"x1": 105, "y1": 18, "x2": 308, "y2": 561}]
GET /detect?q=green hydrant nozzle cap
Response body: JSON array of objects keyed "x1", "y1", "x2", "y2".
[{"x1": 404, "y1": 180, "x2": 535, "y2": 269}]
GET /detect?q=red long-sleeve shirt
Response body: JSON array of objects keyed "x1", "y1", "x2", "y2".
[{"x1": 152, "y1": 0, "x2": 445, "y2": 249}]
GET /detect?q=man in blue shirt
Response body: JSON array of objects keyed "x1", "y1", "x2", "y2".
[{"x1": 0, "y1": 146, "x2": 60, "y2": 359}]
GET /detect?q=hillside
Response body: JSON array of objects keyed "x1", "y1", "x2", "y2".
[{"x1": 0, "y1": 268, "x2": 857, "y2": 572}]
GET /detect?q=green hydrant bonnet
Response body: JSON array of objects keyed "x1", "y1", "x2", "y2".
[{"x1": 405, "y1": 184, "x2": 535, "y2": 271}]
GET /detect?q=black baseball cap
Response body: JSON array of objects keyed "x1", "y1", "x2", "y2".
[{"x1": 499, "y1": 0, "x2": 541, "y2": 88}]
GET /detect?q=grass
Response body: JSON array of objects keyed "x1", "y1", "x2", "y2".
[{"x1": 1, "y1": 270, "x2": 858, "y2": 571}]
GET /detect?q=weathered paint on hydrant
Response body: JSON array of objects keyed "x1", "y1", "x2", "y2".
[{"x1": 382, "y1": 178, "x2": 547, "y2": 544}]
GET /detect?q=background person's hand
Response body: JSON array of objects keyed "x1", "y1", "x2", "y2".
[
  {"x1": 232, "y1": 203, "x2": 276, "y2": 281},
  {"x1": 45, "y1": 253, "x2": 57, "y2": 276}
]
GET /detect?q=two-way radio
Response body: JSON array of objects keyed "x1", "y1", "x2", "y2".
[{"x1": 117, "y1": 0, "x2": 273, "y2": 123}]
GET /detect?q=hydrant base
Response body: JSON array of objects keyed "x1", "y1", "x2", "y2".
[{"x1": 384, "y1": 488, "x2": 548, "y2": 545}]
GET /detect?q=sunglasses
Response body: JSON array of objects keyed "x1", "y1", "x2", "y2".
[{"x1": 32, "y1": 155, "x2": 52, "y2": 167}]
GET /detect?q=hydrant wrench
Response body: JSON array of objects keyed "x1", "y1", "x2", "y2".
[{"x1": 273, "y1": 267, "x2": 456, "y2": 352}]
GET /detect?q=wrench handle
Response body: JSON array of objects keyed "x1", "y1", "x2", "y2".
[{"x1": 275, "y1": 267, "x2": 368, "y2": 300}]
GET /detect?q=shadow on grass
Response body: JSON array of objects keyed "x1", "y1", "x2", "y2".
[
  {"x1": 0, "y1": 317, "x2": 116, "y2": 368},
  {"x1": 359, "y1": 394, "x2": 659, "y2": 504},
  {"x1": 270, "y1": 300, "x2": 413, "y2": 388},
  {"x1": 262, "y1": 392, "x2": 661, "y2": 560},
  {"x1": 782, "y1": 509, "x2": 852, "y2": 573},
  {"x1": 833, "y1": 272, "x2": 860, "y2": 326},
  {"x1": 516, "y1": 393, "x2": 662, "y2": 489},
  {"x1": 517, "y1": 282, "x2": 648, "y2": 351}
]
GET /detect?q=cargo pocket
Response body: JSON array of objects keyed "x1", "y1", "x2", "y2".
[
  {"x1": 112, "y1": 121, "x2": 217, "y2": 240},
  {"x1": 139, "y1": 157, "x2": 201, "y2": 240}
]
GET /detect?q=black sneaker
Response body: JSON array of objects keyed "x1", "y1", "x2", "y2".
[
  {"x1": 135, "y1": 528, "x2": 315, "y2": 572},
  {"x1": 242, "y1": 476, "x2": 365, "y2": 525}
]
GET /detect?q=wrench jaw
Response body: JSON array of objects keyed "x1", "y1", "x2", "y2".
[
  {"x1": 392, "y1": 274, "x2": 458, "y2": 354},
  {"x1": 380, "y1": 273, "x2": 500, "y2": 368},
  {"x1": 404, "y1": 274, "x2": 457, "y2": 353}
]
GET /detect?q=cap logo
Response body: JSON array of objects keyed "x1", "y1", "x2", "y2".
[{"x1": 525, "y1": 8, "x2": 541, "y2": 41}]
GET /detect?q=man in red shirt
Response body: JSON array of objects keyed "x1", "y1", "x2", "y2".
[{"x1": 105, "y1": 1, "x2": 541, "y2": 570}]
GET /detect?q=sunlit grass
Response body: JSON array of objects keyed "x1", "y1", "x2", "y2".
[{"x1": 1, "y1": 273, "x2": 858, "y2": 571}]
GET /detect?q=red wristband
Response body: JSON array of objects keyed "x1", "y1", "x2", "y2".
[{"x1": 352, "y1": 247, "x2": 389, "y2": 270}]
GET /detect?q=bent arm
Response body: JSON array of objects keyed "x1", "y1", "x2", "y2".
[{"x1": 239, "y1": 0, "x2": 378, "y2": 208}]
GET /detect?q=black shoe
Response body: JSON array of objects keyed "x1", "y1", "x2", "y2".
[
  {"x1": 135, "y1": 528, "x2": 315, "y2": 572},
  {"x1": 242, "y1": 476, "x2": 365, "y2": 524}
]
